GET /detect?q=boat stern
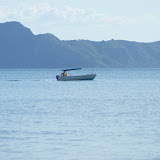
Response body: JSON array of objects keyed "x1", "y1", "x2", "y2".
[{"x1": 56, "y1": 75, "x2": 59, "y2": 80}]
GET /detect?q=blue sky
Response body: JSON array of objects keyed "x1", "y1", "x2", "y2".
[{"x1": 0, "y1": 0, "x2": 160, "y2": 42}]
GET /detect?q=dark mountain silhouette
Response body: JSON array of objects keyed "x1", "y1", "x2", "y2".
[{"x1": 0, "y1": 21, "x2": 160, "y2": 68}]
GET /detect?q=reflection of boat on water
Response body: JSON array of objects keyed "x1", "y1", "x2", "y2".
[{"x1": 56, "y1": 68, "x2": 96, "y2": 81}]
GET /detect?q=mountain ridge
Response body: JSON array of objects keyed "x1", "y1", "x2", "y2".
[{"x1": 0, "y1": 21, "x2": 160, "y2": 68}]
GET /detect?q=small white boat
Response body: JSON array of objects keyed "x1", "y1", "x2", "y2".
[
  {"x1": 56, "y1": 74, "x2": 96, "y2": 81},
  {"x1": 56, "y1": 68, "x2": 96, "y2": 81}
]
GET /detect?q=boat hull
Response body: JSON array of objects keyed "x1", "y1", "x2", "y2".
[{"x1": 56, "y1": 74, "x2": 96, "y2": 81}]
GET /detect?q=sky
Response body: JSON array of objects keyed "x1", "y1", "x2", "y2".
[{"x1": 0, "y1": 0, "x2": 160, "y2": 42}]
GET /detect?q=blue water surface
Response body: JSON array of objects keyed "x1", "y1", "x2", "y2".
[{"x1": 0, "y1": 68, "x2": 160, "y2": 160}]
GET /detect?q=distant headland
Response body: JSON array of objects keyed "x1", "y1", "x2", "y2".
[{"x1": 0, "y1": 21, "x2": 160, "y2": 68}]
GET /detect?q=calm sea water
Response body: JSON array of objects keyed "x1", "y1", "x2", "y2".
[{"x1": 0, "y1": 68, "x2": 160, "y2": 160}]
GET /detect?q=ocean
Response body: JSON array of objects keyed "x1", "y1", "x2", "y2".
[{"x1": 0, "y1": 68, "x2": 160, "y2": 160}]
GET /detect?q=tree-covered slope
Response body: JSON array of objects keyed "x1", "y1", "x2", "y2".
[{"x1": 0, "y1": 21, "x2": 160, "y2": 68}]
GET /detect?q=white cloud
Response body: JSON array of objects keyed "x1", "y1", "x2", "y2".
[
  {"x1": 144, "y1": 14, "x2": 160, "y2": 24},
  {"x1": 0, "y1": 2, "x2": 136, "y2": 26},
  {"x1": 109, "y1": 16, "x2": 136, "y2": 25}
]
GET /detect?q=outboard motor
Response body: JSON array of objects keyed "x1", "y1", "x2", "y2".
[{"x1": 56, "y1": 75, "x2": 59, "y2": 80}]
